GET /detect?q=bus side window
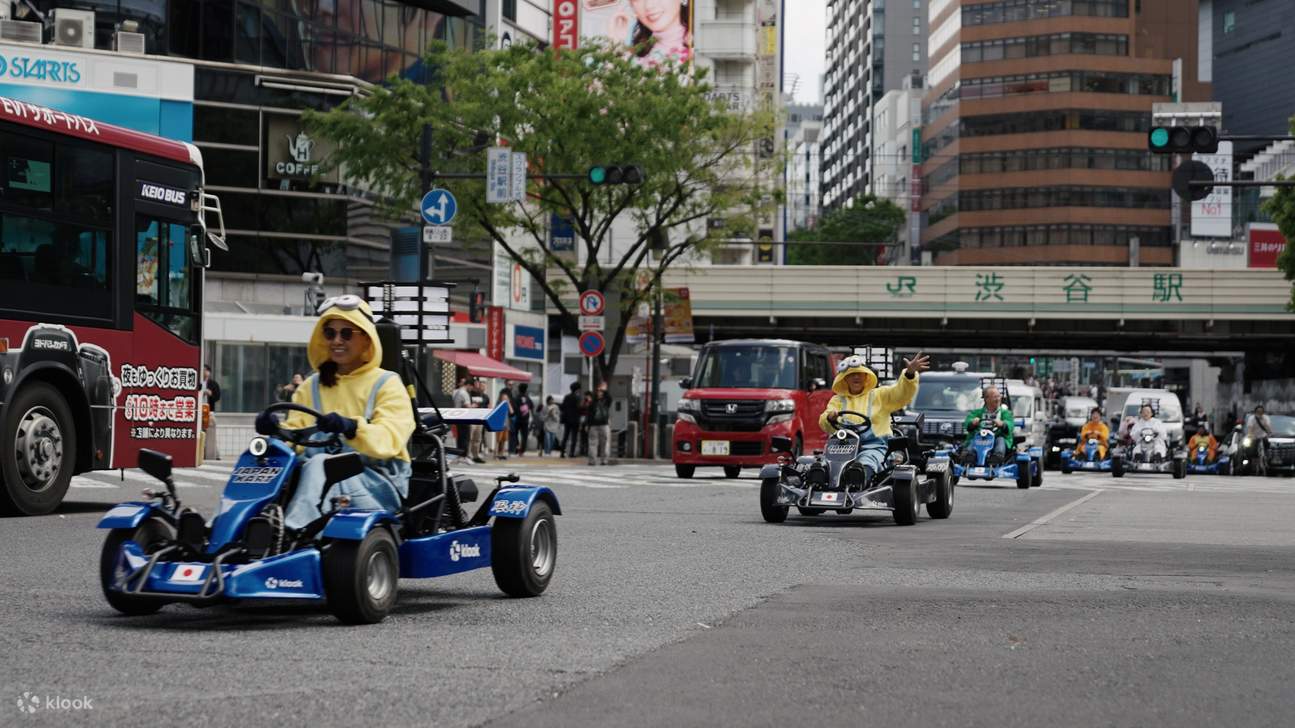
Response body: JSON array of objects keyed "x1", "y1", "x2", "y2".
[{"x1": 136, "y1": 219, "x2": 160, "y2": 305}]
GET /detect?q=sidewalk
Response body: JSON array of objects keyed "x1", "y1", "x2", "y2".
[{"x1": 451, "y1": 454, "x2": 662, "y2": 468}]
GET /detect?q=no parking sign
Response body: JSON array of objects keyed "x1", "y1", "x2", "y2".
[{"x1": 579, "y1": 331, "x2": 605, "y2": 358}]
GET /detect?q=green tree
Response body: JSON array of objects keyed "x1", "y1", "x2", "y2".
[
  {"x1": 786, "y1": 196, "x2": 906, "y2": 265},
  {"x1": 306, "y1": 41, "x2": 774, "y2": 380},
  {"x1": 1263, "y1": 114, "x2": 1295, "y2": 309}
]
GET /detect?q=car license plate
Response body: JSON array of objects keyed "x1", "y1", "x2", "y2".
[
  {"x1": 813, "y1": 491, "x2": 841, "y2": 505},
  {"x1": 1137, "y1": 463, "x2": 1154, "y2": 471},
  {"x1": 971, "y1": 467, "x2": 988, "y2": 476},
  {"x1": 1083, "y1": 462, "x2": 1097, "y2": 469},
  {"x1": 701, "y1": 440, "x2": 729, "y2": 456}
]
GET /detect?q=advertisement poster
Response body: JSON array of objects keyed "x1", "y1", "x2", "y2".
[
  {"x1": 1248, "y1": 223, "x2": 1286, "y2": 269},
  {"x1": 625, "y1": 286, "x2": 694, "y2": 344},
  {"x1": 579, "y1": 0, "x2": 693, "y2": 67}
]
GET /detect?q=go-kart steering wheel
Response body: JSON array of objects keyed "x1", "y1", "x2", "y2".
[
  {"x1": 834, "y1": 410, "x2": 873, "y2": 432},
  {"x1": 260, "y1": 402, "x2": 342, "y2": 450}
]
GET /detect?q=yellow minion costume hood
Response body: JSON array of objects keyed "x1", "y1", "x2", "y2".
[
  {"x1": 307, "y1": 296, "x2": 381, "y2": 374},
  {"x1": 832, "y1": 359, "x2": 878, "y2": 397}
]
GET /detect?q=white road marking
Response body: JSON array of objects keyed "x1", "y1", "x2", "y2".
[{"x1": 1002, "y1": 489, "x2": 1104, "y2": 540}]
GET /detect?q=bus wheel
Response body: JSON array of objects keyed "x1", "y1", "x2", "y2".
[{"x1": 1, "y1": 382, "x2": 77, "y2": 516}]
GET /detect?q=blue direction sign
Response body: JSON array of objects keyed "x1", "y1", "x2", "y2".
[
  {"x1": 421, "y1": 188, "x2": 457, "y2": 226},
  {"x1": 579, "y1": 331, "x2": 605, "y2": 358}
]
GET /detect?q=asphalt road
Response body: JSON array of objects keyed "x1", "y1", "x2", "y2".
[{"x1": 2, "y1": 462, "x2": 1293, "y2": 727}]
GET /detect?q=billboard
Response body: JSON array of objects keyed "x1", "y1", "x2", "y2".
[
  {"x1": 625, "y1": 287, "x2": 694, "y2": 344},
  {"x1": 1191, "y1": 141, "x2": 1233, "y2": 238},
  {"x1": 1248, "y1": 223, "x2": 1286, "y2": 269},
  {"x1": 570, "y1": 0, "x2": 693, "y2": 67}
]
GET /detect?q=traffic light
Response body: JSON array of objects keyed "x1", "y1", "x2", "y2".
[
  {"x1": 1148, "y1": 125, "x2": 1219, "y2": 154},
  {"x1": 588, "y1": 165, "x2": 644, "y2": 186},
  {"x1": 468, "y1": 290, "x2": 486, "y2": 323}
]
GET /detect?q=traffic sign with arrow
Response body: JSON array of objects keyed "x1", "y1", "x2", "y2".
[
  {"x1": 579, "y1": 290, "x2": 605, "y2": 316},
  {"x1": 421, "y1": 188, "x2": 457, "y2": 226}
]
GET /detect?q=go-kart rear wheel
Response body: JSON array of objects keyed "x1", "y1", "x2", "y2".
[
  {"x1": 1016, "y1": 465, "x2": 1030, "y2": 489},
  {"x1": 1112, "y1": 457, "x2": 1124, "y2": 478},
  {"x1": 926, "y1": 471, "x2": 954, "y2": 519},
  {"x1": 100, "y1": 515, "x2": 174, "y2": 616},
  {"x1": 1060, "y1": 460, "x2": 1072, "y2": 474},
  {"x1": 1032, "y1": 461, "x2": 1044, "y2": 488},
  {"x1": 760, "y1": 478, "x2": 788, "y2": 523},
  {"x1": 323, "y1": 527, "x2": 400, "y2": 624},
  {"x1": 893, "y1": 476, "x2": 919, "y2": 525},
  {"x1": 492, "y1": 500, "x2": 557, "y2": 597},
  {"x1": 797, "y1": 507, "x2": 826, "y2": 517},
  {"x1": 724, "y1": 465, "x2": 741, "y2": 479},
  {"x1": 674, "y1": 464, "x2": 695, "y2": 479},
  {"x1": 1173, "y1": 458, "x2": 1186, "y2": 480}
]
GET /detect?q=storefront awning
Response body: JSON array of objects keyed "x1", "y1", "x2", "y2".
[{"x1": 433, "y1": 351, "x2": 533, "y2": 382}]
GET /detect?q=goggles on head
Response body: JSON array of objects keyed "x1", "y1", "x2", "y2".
[
  {"x1": 836, "y1": 355, "x2": 865, "y2": 374},
  {"x1": 317, "y1": 294, "x2": 373, "y2": 322}
]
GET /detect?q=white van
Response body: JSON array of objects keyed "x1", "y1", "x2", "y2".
[
  {"x1": 1116, "y1": 389, "x2": 1185, "y2": 445},
  {"x1": 1007, "y1": 380, "x2": 1046, "y2": 448}
]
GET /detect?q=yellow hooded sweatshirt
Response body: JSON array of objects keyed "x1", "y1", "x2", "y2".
[
  {"x1": 818, "y1": 363, "x2": 919, "y2": 438},
  {"x1": 283, "y1": 300, "x2": 415, "y2": 462}
]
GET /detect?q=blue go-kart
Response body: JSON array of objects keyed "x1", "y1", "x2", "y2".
[
  {"x1": 1059, "y1": 436, "x2": 1114, "y2": 474},
  {"x1": 1185, "y1": 442, "x2": 1233, "y2": 475},
  {"x1": 941, "y1": 424, "x2": 1043, "y2": 489},
  {"x1": 98, "y1": 400, "x2": 560, "y2": 624}
]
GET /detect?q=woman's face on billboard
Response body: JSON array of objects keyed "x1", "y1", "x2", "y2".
[{"x1": 629, "y1": 0, "x2": 683, "y2": 33}]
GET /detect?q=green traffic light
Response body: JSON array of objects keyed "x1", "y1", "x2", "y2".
[
  {"x1": 1150, "y1": 127, "x2": 1169, "y2": 148},
  {"x1": 588, "y1": 167, "x2": 607, "y2": 185}
]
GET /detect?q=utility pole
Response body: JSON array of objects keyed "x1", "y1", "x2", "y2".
[
  {"x1": 419, "y1": 123, "x2": 433, "y2": 279},
  {"x1": 648, "y1": 284, "x2": 664, "y2": 459}
]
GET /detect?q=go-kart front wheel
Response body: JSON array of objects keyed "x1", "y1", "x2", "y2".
[
  {"x1": 760, "y1": 478, "x2": 788, "y2": 523},
  {"x1": 893, "y1": 476, "x2": 919, "y2": 526},
  {"x1": 100, "y1": 515, "x2": 175, "y2": 616},
  {"x1": 1032, "y1": 461, "x2": 1044, "y2": 488},
  {"x1": 323, "y1": 527, "x2": 399, "y2": 624},
  {"x1": 927, "y1": 471, "x2": 954, "y2": 519},
  {"x1": 492, "y1": 500, "x2": 557, "y2": 597}
]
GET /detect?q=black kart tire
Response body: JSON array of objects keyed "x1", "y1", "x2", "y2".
[
  {"x1": 2, "y1": 382, "x2": 77, "y2": 516},
  {"x1": 100, "y1": 515, "x2": 173, "y2": 616},
  {"x1": 723, "y1": 465, "x2": 741, "y2": 479},
  {"x1": 1032, "y1": 461, "x2": 1044, "y2": 488},
  {"x1": 760, "y1": 478, "x2": 788, "y2": 523},
  {"x1": 1112, "y1": 458, "x2": 1124, "y2": 478},
  {"x1": 927, "y1": 471, "x2": 954, "y2": 519},
  {"x1": 1060, "y1": 460, "x2": 1072, "y2": 475},
  {"x1": 1016, "y1": 464, "x2": 1030, "y2": 489},
  {"x1": 323, "y1": 527, "x2": 400, "y2": 623},
  {"x1": 893, "y1": 476, "x2": 919, "y2": 525},
  {"x1": 797, "y1": 507, "x2": 826, "y2": 517},
  {"x1": 674, "y1": 464, "x2": 695, "y2": 479},
  {"x1": 492, "y1": 501, "x2": 557, "y2": 597},
  {"x1": 1173, "y1": 459, "x2": 1186, "y2": 480}
]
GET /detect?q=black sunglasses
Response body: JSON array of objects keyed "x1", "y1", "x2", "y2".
[{"x1": 322, "y1": 326, "x2": 356, "y2": 341}]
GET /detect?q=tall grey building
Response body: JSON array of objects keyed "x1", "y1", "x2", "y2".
[
  {"x1": 821, "y1": 0, "x2": 928, "y2": 211},
  {"x1": 1203, "y1": 0, "x2": 1295, "y2": 137}
]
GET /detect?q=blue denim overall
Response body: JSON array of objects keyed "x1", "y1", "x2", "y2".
[
  {"x1": 835, "y1": 391, "x2": 888, "y2": 471},
  {"x1": 283, "y1": 372, "x2": 413, "y2": 530}
]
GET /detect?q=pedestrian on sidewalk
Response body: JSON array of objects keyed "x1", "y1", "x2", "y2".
[
  {"x1": 495, "y1": 387, "x2": 513, "y2": 460},
  {"x1": 560, "y1": 382, "x2": 582, "y2": 458},
  {"x1": 201, "y1": 364, "x2": 221, "y2": 460},
  {"x1": 542, "y1": 395, "x2": 561, "y2": 456},
  {"x1": 513, "y1": 383, "x2": 534, "y2": 456},
  {"x1": 587, "y1": 382, "x2": 613, "y2": 466},
  {"x1": 452, "y1": 376, "x2": 472, "y2": 451},
  {"x1": 579, "y1": 392, "x2": 593, "y2": 457},
  {"x1": 468, "y1": 379, "x2": 487, "y2": 463}
]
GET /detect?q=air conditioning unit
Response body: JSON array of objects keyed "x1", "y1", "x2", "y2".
[
  {"x1": 0, "y1": 19, "x2": 41, "y2": 44},
  {"x1": 52, "y1": 8, "x2": 94, "y2": 49},
  {"x1": 114, "y1": 30, "x2": 144, "y2": 54}
]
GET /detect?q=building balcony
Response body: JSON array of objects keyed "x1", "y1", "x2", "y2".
[{"x1": 700, "y1": 20, "x2": 758, "y2": 59}]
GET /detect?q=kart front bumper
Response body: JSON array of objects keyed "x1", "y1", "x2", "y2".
[
  {"x1": 774, "y1": 482, "x2": 895, "y2": 511},
  {"x1": 106, "y1": 541, "x2": 327, "y2": 603},
  {"x1": 1060, "y1": 453, "x2": 1113, "y2": 472}
]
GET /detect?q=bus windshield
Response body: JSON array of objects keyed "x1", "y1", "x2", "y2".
[{"x1": 694, "y1": 345, "x2": 799, "y2": 389}]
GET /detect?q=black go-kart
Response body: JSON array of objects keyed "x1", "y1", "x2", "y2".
[{"x1": 758, "y1": 411, "x2": 954, "y2": 526}]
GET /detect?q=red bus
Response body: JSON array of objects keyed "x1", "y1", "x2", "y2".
[{"x1": 0, "y1": 96, "x2": 225, "y2": 515}]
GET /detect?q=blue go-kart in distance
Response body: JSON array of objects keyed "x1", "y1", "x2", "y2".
[
  {"x1": 943, "y1": 424, "x2": 1044, "y2": 489},
  {"x1": 1059, "y1": 436, "x2": 1114, "y2": 474},
  {"x1": 1186, "y1": 441, "x2": 1233, "y2": 475},
  {"x1": 98, "y1": 396, "x2": 560, "y2": 625}
]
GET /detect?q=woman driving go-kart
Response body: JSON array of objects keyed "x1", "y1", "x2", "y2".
[
  {"x1": 819, "y1": 351, "x2": 931, "y2": 488},
  {"x1": 256, "y1": 295, "x2": 416, "y2": 537},
  {"x1": 1128, "y1": 403, "x2": 1169, "y2": 462},
  {"x1": 1077, "y1": 407, "x2": 1110, "y2": 460}
]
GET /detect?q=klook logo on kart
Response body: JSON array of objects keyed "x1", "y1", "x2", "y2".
[
  {"x1": 264, "y1": 577, "x2": 304, "y2": 589},
  {"x1": 449, "y1": 540, "x2": 481, "y2": 562}
]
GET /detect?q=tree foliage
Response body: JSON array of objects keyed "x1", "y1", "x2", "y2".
[
  {"x1": 1263, "y1": 114, "x2": 1295, "y2": 309},
  {"x1": 786, "y1": 195, "x2": 906, "y2": 265},
  {"x1": 306, "y1": 40, "x2": 775, "y2": 380}
]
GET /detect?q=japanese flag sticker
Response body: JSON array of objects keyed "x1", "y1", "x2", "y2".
[{"x1": 171, "y1": 564, "x2": 206, "y2": 583}]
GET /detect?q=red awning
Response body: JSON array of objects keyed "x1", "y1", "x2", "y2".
[{"x1": 433, "y1": 350, "x2": 533, "y2": 382}]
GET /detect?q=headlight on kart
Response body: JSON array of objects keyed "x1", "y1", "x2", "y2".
[
  {"x1": 1243, "y1": 437, "x2": 1253, "y2": 447},
  {"x1": 765, "y1": 399, "x2": 796, "y2": 414},
  {"x1": 767, "y1": 414, "x2": 794, "y2": 425}
]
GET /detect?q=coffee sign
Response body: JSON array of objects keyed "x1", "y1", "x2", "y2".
[{"x1": 265, "y1": 116, "x2": 337, "y2": 182}]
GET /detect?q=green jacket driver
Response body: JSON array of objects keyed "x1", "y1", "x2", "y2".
[{"x1": 963, "y1": 385, "x2": 1013, "y2": 464}]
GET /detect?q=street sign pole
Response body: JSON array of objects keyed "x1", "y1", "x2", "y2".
[{"x1": 420, "y1": 124, "x2": 433, "y2": 280}]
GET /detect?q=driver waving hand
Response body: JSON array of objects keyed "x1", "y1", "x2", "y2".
[
  {"x1": 255, "y1": 296, "x2": 415, "y2": 533},
  {"x1": 820, "y1": 352, "x2": 930, "y2": 484}
]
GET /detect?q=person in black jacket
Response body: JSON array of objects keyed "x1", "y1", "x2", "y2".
[
  {"x1": 201, "y1": 365, "x2": 221, "y2": 460},
  {"x1": 513, "y1": 383, "x2": 534, "y2": 456},
  {"x1": 587, "y1": 382, "x2": 613, "y2": 466},
  {"x1": 560, "y1": 382, "x2": 582, "y2": 458}
]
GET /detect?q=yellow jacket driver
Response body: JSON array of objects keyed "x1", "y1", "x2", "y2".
[{"x1": 818, "y1": 352, "x2": 929, "y2": 482}]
